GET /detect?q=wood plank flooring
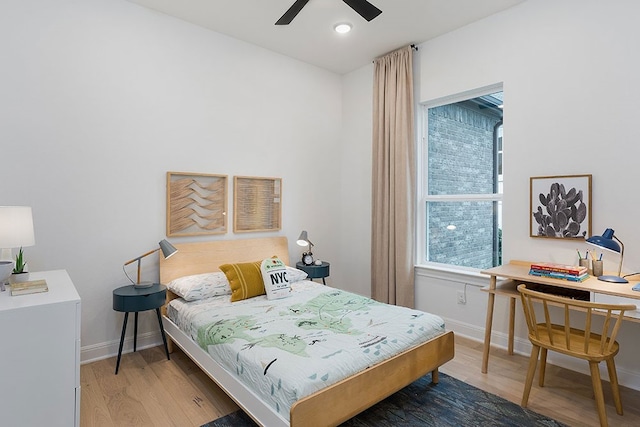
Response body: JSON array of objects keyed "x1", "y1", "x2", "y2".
[
  {"x1": 81, "y1": 336, "x2": 640, "y2": 426},
  {"x1": 81, "y1": 346, "x2": 238, "y2": 426}
]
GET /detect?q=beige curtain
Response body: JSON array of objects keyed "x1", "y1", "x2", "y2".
[{"x1": 371, "y1": 46, "x2": 415, "y2": 308}]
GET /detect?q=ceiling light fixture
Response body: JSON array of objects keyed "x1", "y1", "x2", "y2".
[{"x1": 334, "y1": 23, "x2": 352, "y2": 34}]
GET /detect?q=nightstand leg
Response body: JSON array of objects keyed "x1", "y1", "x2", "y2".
[
  {"x1": 156, "y1": 308, "x2": 170, "y2": 361},
  {"x1": 322, "y1": 278, "x2": 326, "y2": 285},
  {"x1": 115, "y1": 312, "x2": 129, "y2": 375},
  {"x1": 134, "y1": 311, "x2": 139, "y2": 352}
]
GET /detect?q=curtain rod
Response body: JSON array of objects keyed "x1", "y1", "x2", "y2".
[{"x1": 373, "y1": 44, "x2": 419, "y2": 63}]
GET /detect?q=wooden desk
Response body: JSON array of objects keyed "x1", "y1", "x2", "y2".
[{"x1": 480, "y1": 260, "x2": 640, "y2": 374}]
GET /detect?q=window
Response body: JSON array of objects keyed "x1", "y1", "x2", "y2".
[{"x1": 419, "y1": 86, "x2": 503, "y2": 269}]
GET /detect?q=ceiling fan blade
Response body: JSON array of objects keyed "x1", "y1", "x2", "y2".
[
  {"x1": 275, "y1": 0, "x2": 311, "y2": 25},
  {"x1": 342, "y1": 0, "x2": 382, "y2": 21}
]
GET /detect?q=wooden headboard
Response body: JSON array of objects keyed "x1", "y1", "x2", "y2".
[{"x1": 159, "y1": 236, "x2": 290, "y2": 284}]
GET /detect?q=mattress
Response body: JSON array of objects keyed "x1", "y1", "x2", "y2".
[{"x1": 167, "y1": 280, "x2": 446, "y2": 420}]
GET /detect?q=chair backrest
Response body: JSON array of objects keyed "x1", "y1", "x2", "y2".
[{"x1": 517, "y1": 284, "x2": 636, "y2": 357}]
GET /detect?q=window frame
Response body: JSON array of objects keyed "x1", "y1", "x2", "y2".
[{"x1": 416, "y1": 83, "x2": 504, "y2": 269}]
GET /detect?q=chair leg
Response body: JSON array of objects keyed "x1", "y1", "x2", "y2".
[
  {"x1": 589, "y1": 361, "x2": 608, "y2": 427},
  {"x1": 521, "y1": 345, "x2": 540, "y2": 407},
  {"x1": 538, "y1": 348, "x2": 547, "y2": 387},
  {"x1": 508, "y1": 297, "x2": 515, "y2": 355},
  {"x1": 606, "y1": 358, "x2": 623, "y2": 416}
]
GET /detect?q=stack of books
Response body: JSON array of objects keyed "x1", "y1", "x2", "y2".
[
  {"x1": 10, "y1": 279, "x2": 48, "y2": 296},
  {"x1": 529, "y1": 262, "x2": 589, "y2": 282}
]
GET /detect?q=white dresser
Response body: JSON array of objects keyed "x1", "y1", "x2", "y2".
[{"x1": 0, "y1": 270, "x2": 81, "y2": 427}]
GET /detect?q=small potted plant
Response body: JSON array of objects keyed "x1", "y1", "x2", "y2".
[{"x1": 10, "y1": 247, "x2": 30, "y2": 283}]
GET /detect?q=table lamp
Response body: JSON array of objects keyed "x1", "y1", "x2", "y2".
[
  {"x1": 0, "y1": 206, "x2": 36, "y2": 291},
  {"x1": 124, "y1": 239, "x2": 178, "y2": 288},
  {"x1": 296, "y1": 230, "x2": 314, "y2": 251},
  {"x1": 297, "y1": 230, "x2": 316, "y2": 265},
  {"x1": 586, "y1": 228, "x2": 627, "y2": 283}
]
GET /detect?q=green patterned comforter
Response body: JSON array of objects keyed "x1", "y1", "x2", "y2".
[{"x1": 167, "y1": 280, "x2": 445, "y2": 420}]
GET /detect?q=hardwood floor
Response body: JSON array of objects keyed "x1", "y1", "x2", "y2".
[
  {"x1": 441, "y1": 336, "x2": 640, "y2": 427},
  {"x1": 81, "y1": 336, "x2": 640, "y2": 426},
  {"x1": 81, "y1": 346, "x2": 238, "y2": 426}
]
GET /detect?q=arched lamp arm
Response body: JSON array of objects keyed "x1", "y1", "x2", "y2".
[
  {"x1": 614, "y1": 235, "x2": 624, "y2": 277},
  {"x1": 124, "y1": 248, "x2": 160, "y2": 284}
]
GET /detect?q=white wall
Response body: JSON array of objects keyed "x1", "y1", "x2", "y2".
[
  {"x1": 1, "y1": 0, "x2": 344, "y2": 361},
  {"x1": 336, "y1": 65, "x2": 374, "y2": 297},
  {"x1": 408, "y1": 0, "x2": 640, "y2": 390}
]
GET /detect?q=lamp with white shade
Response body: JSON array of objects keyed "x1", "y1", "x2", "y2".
[{"x1": 0, "y1": 206, "x2": 36, "y2": 291}]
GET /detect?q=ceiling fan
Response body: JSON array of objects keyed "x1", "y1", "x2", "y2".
[{"x1": 275, "y1": 0, "x2": 382, "y2": 25}]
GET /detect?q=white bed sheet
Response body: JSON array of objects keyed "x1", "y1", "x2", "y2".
[{"x1": 167, "y1": 280, "x2": 446, "y2": 420}]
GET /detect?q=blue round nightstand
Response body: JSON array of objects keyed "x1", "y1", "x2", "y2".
[
  {"x1": 296, "y1": 261, "x2": 330, "y2": 285},
  {"x1": 112, "y1": 283, "x2": 170, "y2": 374}
]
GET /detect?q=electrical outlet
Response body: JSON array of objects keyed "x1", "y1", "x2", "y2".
[{"x1": 457, "y1": 290, "x2": 466, "y2": 305}]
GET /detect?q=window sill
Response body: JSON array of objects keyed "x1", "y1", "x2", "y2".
[{"x1": 414, "y1": 263, "x2": 489, "y2": 287}]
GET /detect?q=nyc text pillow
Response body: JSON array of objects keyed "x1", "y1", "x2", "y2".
[
  {"x1": 261, "y1": 257, "x2": 291, "y2": 300},
  {"x1": 220, "y1": 261, "x2": 265, "y2": 302}
]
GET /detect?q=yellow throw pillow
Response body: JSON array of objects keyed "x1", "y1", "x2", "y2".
[{"x1": 220, "y1": 261, "x2": 264, "y2": 302}]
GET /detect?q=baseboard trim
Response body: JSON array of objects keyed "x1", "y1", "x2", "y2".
[{"x1": 81, "y1": 331, "x2": 163, "y2": 365}]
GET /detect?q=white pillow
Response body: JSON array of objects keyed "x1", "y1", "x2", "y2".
[
  {"x1": 261, "y1": 257, "x2": 292, "y2": 300},
  {"x1": 286, "y1": 266, "x2": 308, "y2": 283},
  {"x1": 166, "y1": 272, "x2": 231, "y2": 301}
]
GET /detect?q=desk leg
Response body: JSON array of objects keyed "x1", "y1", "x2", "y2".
[
  {"x1": 508, "y1": 297, "x2": 516, "y2": 355},
  {"x1": 115, "y1": 312, "x2": 129, "y2": 375},
  {"x1": 482, "y1": 275, "x2": 497, "y2": 374},
  {"x1": 156, "y1": 308, "x2": 170, "y2": 361},
  {"x1": 134, "y1": 311, "x2": 139, "y2": 352}
]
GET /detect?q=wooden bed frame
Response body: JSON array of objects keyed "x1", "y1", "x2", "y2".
[{"x1": 160, "y1": 236, "x2": 455, "y2": 427}]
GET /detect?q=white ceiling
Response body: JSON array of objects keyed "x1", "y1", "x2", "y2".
[{"x1": 128, "y1": 0, "x2": 525, "y2": 75}]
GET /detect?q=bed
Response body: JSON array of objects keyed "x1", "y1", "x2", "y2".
[{"x1": 160, "y1": 236, "x2": 454, "y2": 427}]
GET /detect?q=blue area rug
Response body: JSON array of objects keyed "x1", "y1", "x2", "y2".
[{"x1": 201, "y1": 372, "x2": 565, "y2": 426}]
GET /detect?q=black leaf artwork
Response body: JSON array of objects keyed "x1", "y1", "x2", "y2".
[{"x1": 533, "y1": 182, "x2": 587, "y2": 238}]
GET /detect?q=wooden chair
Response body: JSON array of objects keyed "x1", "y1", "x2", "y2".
[{"x1": 517, "y1": 284, "x2": 635, "y2": 427}]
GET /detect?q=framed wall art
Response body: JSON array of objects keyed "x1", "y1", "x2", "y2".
[
  {"x1": 166, "y1": 172, "x2": 228, "y2": 236},
  {"x1": 530, "y1": 174, "x2": 592, "y2": 239},
  {"x1": 233, "y1": 176, "x2": 282, "y2": 233}
]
